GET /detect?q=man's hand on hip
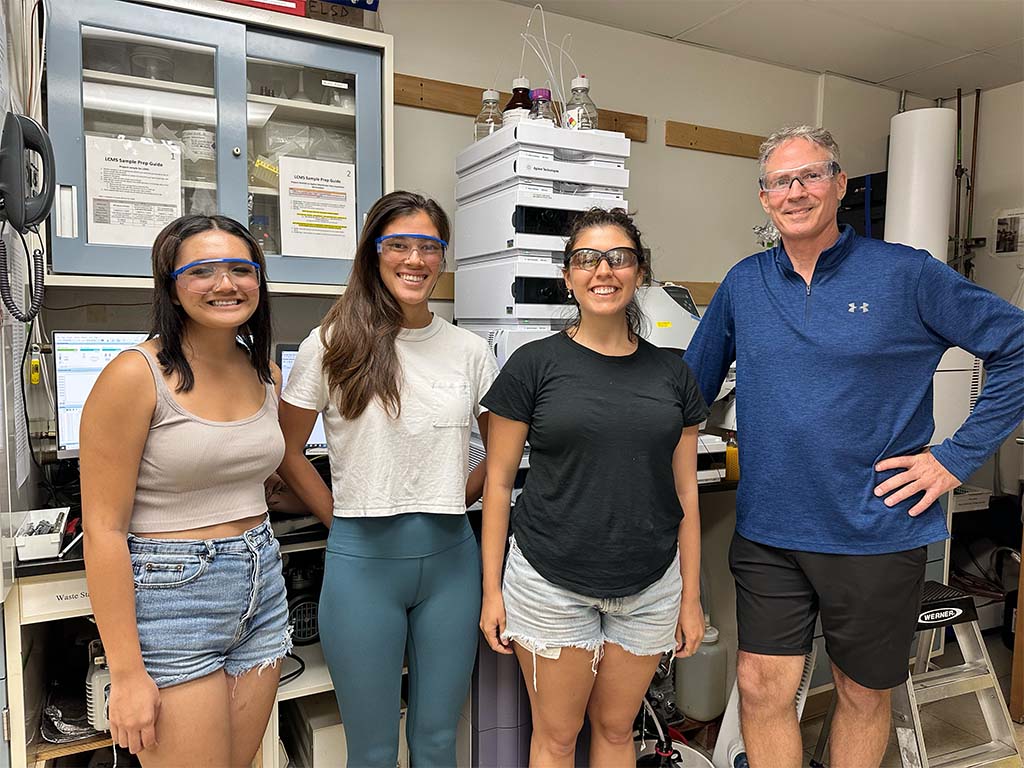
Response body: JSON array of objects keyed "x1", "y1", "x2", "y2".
[{"x1": 874, "y1": 448, "x2": 960, "y2": 517}]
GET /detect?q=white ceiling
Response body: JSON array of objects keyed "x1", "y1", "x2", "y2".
[{"x1": 501, "y1": 0, "x2": 1024, "y2": 100}]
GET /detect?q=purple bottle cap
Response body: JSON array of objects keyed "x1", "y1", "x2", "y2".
[{"x1": 530, "y1": 88, "x2": 551, "y2": 100}]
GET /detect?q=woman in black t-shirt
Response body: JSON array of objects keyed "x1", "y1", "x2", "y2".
[{"x1": 480, "y1": 208, "x2": 709, "y2": 767}]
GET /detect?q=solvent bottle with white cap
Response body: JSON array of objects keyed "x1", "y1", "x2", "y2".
[
  {"x1": 563, "y1": 75, "x2": 598, "y2": 130},
  {"x1": 474, "y1": 89, "x2": 502, "y2": 141},
  {"x1": 502, "y1": 77, "x2": 533, "y2": 127}
]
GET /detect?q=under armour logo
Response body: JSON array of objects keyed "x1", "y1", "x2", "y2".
[{"x1": 848, "y1": 302, "x2": 869, "y2": 313}]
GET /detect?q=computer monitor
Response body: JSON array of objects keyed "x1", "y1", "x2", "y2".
[
  {"x1": 275, "y1": 344, "x2": 328, "y2": 455},
  {"x1": 54, "y1": 331, "x2": 150, "y2": 459}
]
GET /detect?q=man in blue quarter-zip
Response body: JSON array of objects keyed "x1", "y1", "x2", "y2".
[{"x1": 684, "y1": 125, "x2": 1024, "y2": 768}]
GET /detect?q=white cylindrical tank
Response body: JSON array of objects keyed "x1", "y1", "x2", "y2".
[{"x1": 884, "y1": 107, "x2": 957, "y2": 262}]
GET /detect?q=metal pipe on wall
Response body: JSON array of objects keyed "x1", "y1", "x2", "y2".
[
  {"x1": 953, "y1": 89, "x2": 964, "y2": 272},
  {"x1": 966, "y1": 88, "x2": 982, "y2": 246}
]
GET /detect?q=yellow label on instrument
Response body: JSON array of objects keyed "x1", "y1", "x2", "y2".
[{"x1": 656, "y1": 321, "x2": 672, "y2": 328}]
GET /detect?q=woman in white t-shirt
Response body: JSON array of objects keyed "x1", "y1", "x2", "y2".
[{"x1": 277, "y1": 191, "x2": 498, "y2": 768}]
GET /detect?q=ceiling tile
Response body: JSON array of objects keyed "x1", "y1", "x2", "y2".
[
  {"x1": 679, "y1": 0, "x2": 966, "y2": 83},
  {"x1": 810, "y1": 0, "x2": 1024, "y2": 53},
  {"x1": 880, "y1": 52, "x2": 1024, "y2": 100},
  {"x1": 987, "y1": 38, "x2": 1024, "y2": 71},
  {"x1": 500, "y1": 0, "x2": 745, "y2": 39}
]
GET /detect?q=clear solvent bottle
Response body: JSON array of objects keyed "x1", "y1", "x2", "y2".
[
  {"x1": 474, "y1": 89, "x2": 502, "y2": 141},
  {"x1": 563, "y1": 75, "x2": 598, "y2": 130},
  {"x1": 528, "y1": 88, "x2": 556, "y2": 126}
]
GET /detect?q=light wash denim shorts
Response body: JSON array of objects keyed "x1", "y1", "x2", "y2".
[
  {"x1": 501, "y1": 535, "x2": 681, "y2": 686},
  {"x1": 128, "y1": 518, "x2": 292, "y2": 688}
]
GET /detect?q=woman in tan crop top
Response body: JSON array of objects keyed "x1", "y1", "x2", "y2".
[{"x1": 80, "y1": 215, "x2": 290, "y2": 767}]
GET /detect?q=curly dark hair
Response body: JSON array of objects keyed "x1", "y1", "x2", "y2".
[{"x1": 562, "y1": 207, "x2": 652, "y2": 340}]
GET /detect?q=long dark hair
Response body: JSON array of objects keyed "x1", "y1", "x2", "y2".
[
  {"x1": 563, "y1": 207, "x2": 652, "y2": 340},
  {"x1": 150, "y1": 214, "x2": 273, "y2": 393},
  {"x1": 320, "y1": 191, "x2": 450, "y2": 420}
]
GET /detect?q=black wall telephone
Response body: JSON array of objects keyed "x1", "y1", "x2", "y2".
[{"x1": 0, "y1": 111, "x2": 56, "y2": 322}]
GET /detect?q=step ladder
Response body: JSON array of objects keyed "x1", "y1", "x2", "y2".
[{"x1": 810, "y1": 581, "x2": 1022, "y2": 768}]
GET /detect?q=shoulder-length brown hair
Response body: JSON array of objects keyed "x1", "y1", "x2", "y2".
[
  {"x1": 320, "y1": 191, "x2": 450, "y2": 419},
  {"x1": 151, "y1": 214, "x2": 273, "y2": 392}
]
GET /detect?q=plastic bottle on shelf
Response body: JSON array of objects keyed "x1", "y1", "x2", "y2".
[
  {"x1": 527, "y1": 88, "x2": 556, "y2": 126},
  {"x1": 181, "y1": 124, "x2": 216, "y2": 182},
  {"x1": 502, "y1": 77, "x2": 532, "y2": 127},
  {"x1": 725, "y1": 433, "x2": 739, "y2": 482},
  {"x1": 474, "y1": 89, "x2": 502, "y2": 142},
  {"x1": 563, "y1": 75, "x2": 598, "y2": 130},
  {"x1": 250, "y1": 215, "x2": 279, "y2": 256},
  {"x1": 674, "y1": 625, "x2": 728, "y2": 722}
]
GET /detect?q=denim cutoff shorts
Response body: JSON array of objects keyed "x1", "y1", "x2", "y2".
[
  {"x1": 501, "y1": 535, "x2": 681, "y2": 686},
  {"x1": 128, "y1": 517, "x2": 292, "y2": 688}
]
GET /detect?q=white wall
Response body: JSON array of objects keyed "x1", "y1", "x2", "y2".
[
  {"x1": 940, "y1": 83, "x2": 1024, "y2": 493},
  {"x1": 943, "y1": 82, "x2": 1024, "y2": 302},
  {"x1": 820, "y1": 74, "x2": 933, "y2": 177},
  {"x1": 383, "y1": 1, "x2": 930, "y2": 283}
]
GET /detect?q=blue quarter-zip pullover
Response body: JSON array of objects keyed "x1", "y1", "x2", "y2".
[{"x1": 684, "y1": 225, "x2": 1024, "y2": 554}]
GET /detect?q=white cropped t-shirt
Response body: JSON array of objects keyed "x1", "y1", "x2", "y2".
[{"x1": 282, "y1": 316, "x2": 499, "y2": 518}]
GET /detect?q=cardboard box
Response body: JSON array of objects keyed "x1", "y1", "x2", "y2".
[
  {"x1": 306, "y1": 0, "x2": 364, "y2": 27},
  {"x1": 223, "y1": 0, "x2": 307, "y2": 17}
]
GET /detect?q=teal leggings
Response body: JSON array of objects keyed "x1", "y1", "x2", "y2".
[{"x1": 319, "y1": 514, "x2": 481, "y2": 768}]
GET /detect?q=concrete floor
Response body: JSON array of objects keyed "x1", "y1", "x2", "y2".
[{"x1": 799, "y1": 632, "x2": 1023, "y2": 766}]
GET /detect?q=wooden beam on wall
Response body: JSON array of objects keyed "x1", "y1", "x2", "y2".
[
  {"x1": 662, "y1": 280, "x2": 720, "y2": 306},
  {"x1": 665, "y1": 121, "x2": 764, "y2": 160},
  {"x1": 395, "y1": 73, "x2": 648, "y2": 143},
  {"x1": 432, "y1": 272, "x2": 455, "y2": 301}
]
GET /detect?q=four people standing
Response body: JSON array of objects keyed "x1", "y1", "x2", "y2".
[{"x1": 79, "y1": 125, "x2": 1023, "y2": 767}]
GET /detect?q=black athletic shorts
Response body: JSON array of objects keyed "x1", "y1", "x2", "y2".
[{"x1": 729, "y1": 532, "x2": 928, "y2": 690}]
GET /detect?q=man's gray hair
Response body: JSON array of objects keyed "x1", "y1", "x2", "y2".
[{"x1": 758, "y1": 126, "x2": 841, "y2": 178}]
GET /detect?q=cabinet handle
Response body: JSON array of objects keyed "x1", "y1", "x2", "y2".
[{"x1": 54, "y1": 185, "x2": 78, "y2": 238}]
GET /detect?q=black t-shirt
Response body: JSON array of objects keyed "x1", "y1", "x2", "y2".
[{"x1": 481, "y1": 332, "x2": 709, "y2": 598}]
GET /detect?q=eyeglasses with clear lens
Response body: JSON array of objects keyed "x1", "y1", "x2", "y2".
[
  {"x1": 566, "y1": 247, "x2": 640, "y2": 271},
  {"x1": 760, "y1": 160, "x2": 841, "y2": 194},
  {"x1": 375, "y1": 233, "x2": 447, "y2": 263},
  {"x1": 171, "y1": 258, "x2": 261, "y2": 294}
]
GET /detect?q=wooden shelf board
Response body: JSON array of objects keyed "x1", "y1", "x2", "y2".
[
  {"x1": 665, "y1": 121, "x2": 764, "y2": 160},
  {"x1": 29, "y1": 732, "x2": 112, "y2": 763},
  {"x1": 394, "y1": 73, "x2": 647, "y2": 143},
  {"x1": 662, "y1": 280, "x2": 720, "y2": 306}
]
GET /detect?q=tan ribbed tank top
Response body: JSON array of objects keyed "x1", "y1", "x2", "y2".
[{"x1": 126, "y1": 347, "x2": 285, "y2": 534}]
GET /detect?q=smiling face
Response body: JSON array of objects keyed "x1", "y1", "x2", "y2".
[
  {"x1": 172, "y1": 229, "x2": 260, "y2": 330},
  {"x1": 759, "y1": 137, "x2": 847, "y2": 248},
  {"x1": 563, "y1": 224, "x2": 645, "y2": 323},
  {"x1": 376, "y1": 210, "x2": 443, "y2": 314}
]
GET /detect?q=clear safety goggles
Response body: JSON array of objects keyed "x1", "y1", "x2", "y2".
[
  {"x1": 565, "y1": 246, "x2": 640, "y2": 271},
  {"x1": 171, "y1": 258, "x2": 261, "y2": 294},
  {"x1": 375, "y1": 233, "x2": 447, "y2": 263},
  {"x1": 759, "y1": 160, "x2": 841, "y2": 194}
]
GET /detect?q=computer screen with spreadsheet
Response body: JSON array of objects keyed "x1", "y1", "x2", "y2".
[
  {"x1": 276, "y1": 345, "x2": 328, "y2": 454},
  {"x1": 55, "y1": 332, "x2": 149, "y2": 459}
]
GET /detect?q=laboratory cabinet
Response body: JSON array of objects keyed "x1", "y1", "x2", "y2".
[{"x1": 46, "y1": 0, "x2": 393, "y2": 289}]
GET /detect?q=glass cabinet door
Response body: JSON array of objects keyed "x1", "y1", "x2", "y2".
[
  {"x1": 244, "y1": 30, "x2": 382, "y2": 285},
  {"x1": 49, "y1": 0, "x2": 246, "y2": 277}
]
